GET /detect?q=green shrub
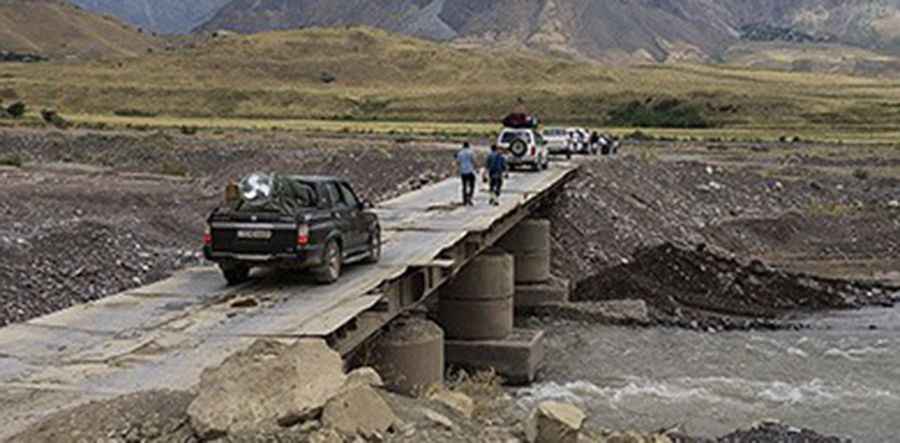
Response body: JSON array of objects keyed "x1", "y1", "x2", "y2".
[
  {"x1": 6, "y1": 101, "x2": 26, "y2": 118},
  {"x1": 41, "y1": 109, "x2": 70, "y2": 129},
  {"x1": 608, "y1": 99, "x2": 709, "y2": 128},
  {"x1": 0, "y1": 154, "x2": 23, "y2": 168},
  {"x1": 625, "y1": 130, "x2": 655, "y2": 141},
  {"x1": 114, "y1": 109, "x2": 158, "y2": 117}
]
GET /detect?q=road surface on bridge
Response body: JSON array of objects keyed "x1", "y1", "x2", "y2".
[{"x1": 0, "y1": 162, "x2": 577, "y2": 439}]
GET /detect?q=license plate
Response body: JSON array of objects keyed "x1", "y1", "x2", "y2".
[{"x1": 237, "y1": 230, "x2": 272, "y2": 240}]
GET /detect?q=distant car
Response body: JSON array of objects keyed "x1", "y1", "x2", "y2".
[
  {"x1": 542, "y1": 127, "x2": 572, "y2": 159},
  {"x1": 597, "y1": 134, "x2": 620, "y2": 155},
  {"x1": 203, "y1": 174, "x2": 381, "y2": 285},
  {"x1": 567, "y1": 128, "x2": 592, "y2": 154},
  {"x1": 497, "y1": 128, "x2": 549, "y2": 171}
]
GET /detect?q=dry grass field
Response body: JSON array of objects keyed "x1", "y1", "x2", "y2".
[{"x1": 3, "y1": 26, "x2": 900, "y2": 141}]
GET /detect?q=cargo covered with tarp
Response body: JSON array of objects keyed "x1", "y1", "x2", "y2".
[
  {"x1": 231, "y1": 173, "x2": 318, "y2": 216},
  {"x1": 502, "y1": 113, "x2": 539, "y2": 129}
]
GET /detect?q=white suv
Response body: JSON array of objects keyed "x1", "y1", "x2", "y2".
[
  {"x1": 497, "y1": 128, "x2": 549, "y2": 171},
  {"x1": 542, "y1": 127, "x2": 572, "y2": 159}
]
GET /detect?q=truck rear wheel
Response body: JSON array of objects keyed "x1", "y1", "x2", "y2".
[
  {"x1": 221, "y1": 264, "x2": 250, "y2": 286},
  {"x1": 315, "y1": 240, "x2": 342, "y2": 284}
]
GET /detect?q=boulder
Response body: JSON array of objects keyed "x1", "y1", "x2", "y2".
[
  {"x1": 525, "y1": 401, "x2": 585, "y2": 443},
  {"x1": 321, "y1": 384, "x2": 398, "y2": 439},
  {"x1": 188, "y1": 339, "x2": 346, "y2": 439},
  {"x1": 307, "y1": 427, "x2": 344, "y2": 443},
  {"x1": 423, "y1": 409, "x2": 455, "y2": 430},
  {"x1": 428, "y1": 389, "x2": 475, "y2": 418},
  {"x1": 598, "y1": 431, "x2": 673, "y2": 443},
  {"x1": 344, "y1": 366, "x2": 384, "y2": 390}
]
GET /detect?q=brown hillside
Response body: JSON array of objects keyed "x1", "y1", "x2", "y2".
[{"x1": 0, "y1": 0, "x2": 158, "y2": 59}]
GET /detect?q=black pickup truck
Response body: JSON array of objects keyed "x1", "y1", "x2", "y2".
[{"x1": 203, "y1": 174, "x2": 381, "y2": 285}]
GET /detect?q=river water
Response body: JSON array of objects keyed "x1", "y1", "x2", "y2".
[{"x1": 517, "y1": 306, "x2": 900, "y2": 442}]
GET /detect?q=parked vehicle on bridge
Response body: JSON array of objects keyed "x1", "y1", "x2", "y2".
[
  {"x1": 542, "y1": 127, "x2": 573, "y2": 159},
  {"x1": 204, "y1": 174, "x2": 381, "y2": 285},
  {"x1": 497, "y1": 128, "x2": 549, "y2": 171}
]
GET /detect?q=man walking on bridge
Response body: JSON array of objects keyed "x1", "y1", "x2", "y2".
[
  {"x1": 456, "y1": 142, "x2": 477, "y2": 206},
  {"x1": 484, "y1": 144, "x2": 508, "y2": 206}
]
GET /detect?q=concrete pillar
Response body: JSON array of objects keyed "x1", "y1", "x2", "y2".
[
  {"x1": 438, "y1": 250, "x2": 514, "y2": 340},
  {"x1": 498, "y1": 219, "x2": 570, "y2": 310},
  {"x1": 497, "y1": 219, "x2": 552, "y2": 284},
  {"x1": 370, "y1": 317, "x2": 444, "y2": 396}
]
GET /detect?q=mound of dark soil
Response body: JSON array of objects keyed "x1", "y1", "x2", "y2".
[
  {"x1": 573, "y1": 242, "x2": 893, "y2": 329},
  {"x1": 712, "y1": 422, "x2": 848, "y2": 443},
  {"x1": 0, "y1": 219, "x2": 200, "y2": 327},
  {"x1": 9, "y1": 391, "x2": 195, "y2": 443}
]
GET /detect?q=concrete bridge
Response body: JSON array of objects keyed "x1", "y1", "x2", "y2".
[{"x1": 0, "y1": 163, "x2": 578, "y2": 439}]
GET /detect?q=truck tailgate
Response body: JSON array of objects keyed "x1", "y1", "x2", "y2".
[{"x1": 211, "y1": 222, "x2": 298, "y2": 255}]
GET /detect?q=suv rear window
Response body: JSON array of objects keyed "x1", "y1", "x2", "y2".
[
  {"x1": 544, "y1": 129, "x2": 565, "y2": 136},
  {"x1": 500, "y1": 131, "x2": 531, "y2": 144}
]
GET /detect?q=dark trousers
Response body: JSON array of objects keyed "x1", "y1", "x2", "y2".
[
  {"x1": 461, "y1": 173, "x2": 476, "y2": 204},
  {"x1": 489, "y1": 176, "x2": 503, "y2": 196}
]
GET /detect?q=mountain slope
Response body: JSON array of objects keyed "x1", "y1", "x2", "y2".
[
  {"x1": 0, "y1": 0, "x2": 158, "y2": 58},
  {"x1": 197, "y1": 0, "x2": 900, "y2": 63},
  {"x1": 67, "y1": 0, "x2": 231, "y2": 34}
]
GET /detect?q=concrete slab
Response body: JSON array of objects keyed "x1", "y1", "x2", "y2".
[
  {"x1": 28, "y1": 292, "x2": 199, "y2": 335},
  {"x1": 514, "y1": 276, "x2": 571, "y2": 311},
  {"x1": 0, "y1": 323, "x2": 111, "y2": 363},
  {"x1": 128, "y1": 266, "x2": 233, "y2": 298},
  {"x1": 379, "y1": 230, "x2": 467, "y2": 267},
  {"x1": 444, "y1": 329, "x2": 544, "y2": 384}
]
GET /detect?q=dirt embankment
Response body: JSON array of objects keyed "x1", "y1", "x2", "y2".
[
  {"x1": 541, "y1": 146, "x2": 899, "y2": 328},
  {"x1": 573, "y1": 242, "x2": 895, "y2": 331},
  {"x1": 0, "y1": 129, "x2": 457, "y2": 326}
]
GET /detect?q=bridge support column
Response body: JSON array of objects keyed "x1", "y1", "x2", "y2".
[
  {"x1": 497, "y1": 219, "x2": 570, "y2": 310},
  {"x1": 438, "y1": 250, "x2": 514, "y2": 340},
  {"x1": 438, "y1": 249, "x2": 543, "y2": 383},
  {"x1": 369, "y1": 317, "x2": 444, "y2": 396}
]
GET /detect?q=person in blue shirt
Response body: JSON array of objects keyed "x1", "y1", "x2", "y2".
[
  {"x1": 484, "y1": 144, "x2": 508, "y2": 206},
  {"x1": 455, "y1": 142, "x2": 477, "y2": 206}
]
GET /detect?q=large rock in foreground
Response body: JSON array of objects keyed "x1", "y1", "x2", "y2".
[
  {"x1": 188, "y1": 339, "x2": 346, "y2": 439},
  {"x1": 322, "y1": 384, "x2": 398, "y2": 438},
  {"x1": 525, "y1": 401, "x2": 586, "y2": 443}
]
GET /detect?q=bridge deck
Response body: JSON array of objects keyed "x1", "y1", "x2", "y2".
[{"x1": 0, "y1": 163, "x2": 577, "y2": 439}]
